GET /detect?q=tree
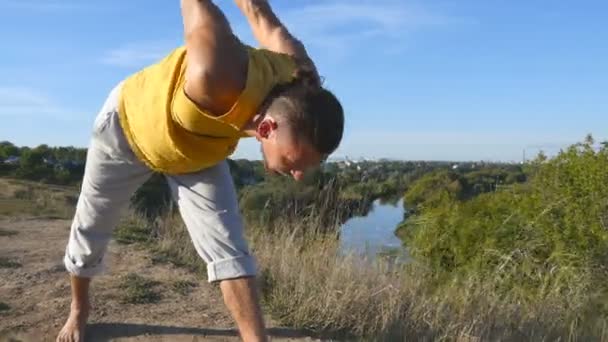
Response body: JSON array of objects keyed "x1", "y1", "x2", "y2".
[
  {"x1": 16, "y1": 149, "x2": 54, "y2": 181},
  {"x1": 0, "y1": 141, "x2": 20, "y2": 158}
]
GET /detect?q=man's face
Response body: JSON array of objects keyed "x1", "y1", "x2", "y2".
[{"x1": 257, "y1": 119, "x2": 322, "y2": 181}]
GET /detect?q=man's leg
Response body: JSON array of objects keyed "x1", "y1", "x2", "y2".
[
  {"x1": 220, "y1": 277, "x2": 266, "y2": 342},
  {"x1": 166, "y1": 161, "x2": 266, "y2": 342},
  {"x1": 57, "y1": 85, "x2": 152, "y2": 342}
]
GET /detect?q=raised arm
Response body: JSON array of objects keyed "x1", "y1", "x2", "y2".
[
  {"x1": 233, "y1": 0, "x2": 318, "y2": 78},
  {"x1": 181, "y1": 0, "x2": 248, "y2": 114}
]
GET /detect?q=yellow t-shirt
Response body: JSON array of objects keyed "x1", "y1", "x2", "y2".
[{"x1": 118, "y1": 46, "x2": 297, "y2": 174}]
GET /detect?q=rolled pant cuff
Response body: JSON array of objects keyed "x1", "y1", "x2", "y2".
[
  {"x1": 207, "y1": 255, "x2": 257, "y2": 283},
  {"x1": 63, "y1": 251, "x2": 105, "y2": 278}
]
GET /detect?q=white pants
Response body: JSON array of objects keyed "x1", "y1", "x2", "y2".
[{"x1": 63, "y1": 84, "x2": 256, "y2": 282}]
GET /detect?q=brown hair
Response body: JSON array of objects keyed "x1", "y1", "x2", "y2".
[{"x1": 264, "y1": 68, "x2": 345, "y2": 156}]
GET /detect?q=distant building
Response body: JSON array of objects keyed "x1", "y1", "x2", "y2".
[{"x1": 3, "y1": 156, "x2": 20, "y2": 165}]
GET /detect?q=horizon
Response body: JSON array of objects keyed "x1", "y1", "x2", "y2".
[
  {"x1": 4, "y1": 137, "x2": 586, "y2": 164},
  {"x1": 1, "y1": 0, "x2": 606, "y2": 161}
]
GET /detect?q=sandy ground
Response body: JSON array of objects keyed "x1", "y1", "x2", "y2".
[{"x1": 0, "y1": 217, "x2": 319, "y2": 342}]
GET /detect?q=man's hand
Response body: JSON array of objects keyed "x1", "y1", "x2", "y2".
[{"x1": 233, "y1": 0, "x2": 319, "y2": 82}]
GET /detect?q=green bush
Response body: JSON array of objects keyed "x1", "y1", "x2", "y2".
[
  {"x1": 403, "y1": 166, "x2": 527, "y2": 210},
  {"x1": 403, "y1": 137, "x2": 608, "y2": 306}
]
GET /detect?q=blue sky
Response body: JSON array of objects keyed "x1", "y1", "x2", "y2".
[{"x1": 0, "y1": 0, "x2": 606, "y2": 162}]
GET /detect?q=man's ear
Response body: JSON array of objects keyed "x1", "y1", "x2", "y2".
[{"x1": 257, "y1": 118, "x2": 278, "y2": 139}]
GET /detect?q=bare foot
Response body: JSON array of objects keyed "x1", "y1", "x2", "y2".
[{"x1": 56, "y1": 305, "x2": 89, "y2": 342}]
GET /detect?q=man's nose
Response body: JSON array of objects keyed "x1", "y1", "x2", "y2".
[{"x1": 291, "y1": 170, "x2": 304, "y2": 181}]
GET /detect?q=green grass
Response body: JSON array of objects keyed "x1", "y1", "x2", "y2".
[
  {"x1": 114, "y1": 220, "x2": 152, "y2": 245},
  {"x1": 172, "y1": 280, "x2": 197, "y2": 296},
  {"x1": 0, "y1": 302, "x2": 10, "y2": 312},
  {"x1": 118, "y1": 273, "x2": 161, "y2": 304},
  {"x1": 0, "y1": 257, "x2": 21, "y2": 269}
]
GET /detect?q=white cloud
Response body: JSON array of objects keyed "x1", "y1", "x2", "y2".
[
  {"x1": 100, "y1": 42, "x2": 177, "y2": 68},
  {"x1": 284, "y1": 2, "x2": 445, "y2": 33},
  {"x1": 0, "y1": 86, "x2": 80, "y2": 119},
  {"x1": 277, "y1": 1, "x2": 451, "y2": 57},
  {"x1": 231, "y1": 1, "x2": 457, "y2": 61}
]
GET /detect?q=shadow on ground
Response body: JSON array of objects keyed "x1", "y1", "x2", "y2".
[{"x1": 85, "y1": 323, "x2": 318, "y2": 341}]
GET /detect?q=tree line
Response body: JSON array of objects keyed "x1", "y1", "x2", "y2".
[
  {"x1": 2, "y1": 139, "x2": 534, "y2": 232},
  {"x1": 0, "y1": 141, "x2": 87, "y2": 185}
]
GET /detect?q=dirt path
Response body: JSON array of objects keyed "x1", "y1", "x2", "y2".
[{"x1": 0, "y1": 218, "x2": 316, "y2": 342}]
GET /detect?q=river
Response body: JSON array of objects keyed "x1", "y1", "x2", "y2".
[{"x1": 338, "y1": 198, "x2": 408, "y2": 260}]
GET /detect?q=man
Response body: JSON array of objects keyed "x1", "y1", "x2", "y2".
[{"x1": 56, "y1": 1, "x2": 344, "y2": 341}]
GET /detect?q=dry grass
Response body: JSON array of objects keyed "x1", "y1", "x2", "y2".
[
  {"x1": 0, "y1": 178, "x2": 76, "y2": 219},
  {"x1": 252, "y1": 228, "x2": 409, "y2": 340},
  {"x1": 148, "y1": 213, "x2": 207, "y2": 275}
]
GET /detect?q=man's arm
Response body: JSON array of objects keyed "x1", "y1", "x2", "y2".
[
  {"x1": 233, "y1": 0, "x2": 319, "y2": 79},
  {"x1": 181, "y1": 0, "x2": 248, "y2": 115}
]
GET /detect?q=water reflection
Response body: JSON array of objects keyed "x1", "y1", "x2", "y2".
[{"x1": 339, "y1": 199, "x2": 408, "y2": 261}]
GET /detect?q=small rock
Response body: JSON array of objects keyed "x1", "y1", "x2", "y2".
[{"x1": 50, "y1": 264, "x2": 65, "y2": 273}]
